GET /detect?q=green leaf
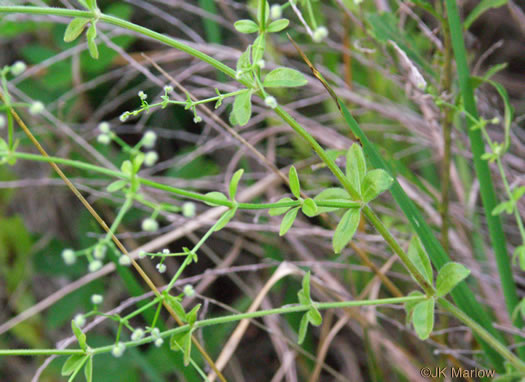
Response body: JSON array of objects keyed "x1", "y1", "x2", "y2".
[
  {"x1": 302, "y1": 271, "x2": 311, "y2": 302},
  {"x1": 297, "y1": 313, "x2": 309, "y2": 344},
  {"x1": 404, "y1": 290, "x2": 424, "y2": 325},
  {"x1": 106, "y1": 179, "x2": 127, "y2": 193},
  {"x1": 229, "y1": 169, "x2": 244, "y2": 200},
  {"x1": 234, "y1": 19, "x2": 259, "y2": 34},
  {"x1": 412, "y1": 299, "x2": 434, "y2": 340},
  {"x1": 407, "y1": 236, "x2": 433, "y2": 285},
  {"x1": 187, "y1": 304, "x2": 201, "y2": 327},
  {"x1": 166, "y1": 296, "x2": 187, "y2": 322},
  {"x1": 263, "y1": 68, "x2": 308, "y2": 88},
  {"x1": 332, "y1": 208, "x2": 360, "y2": 253},
  {"x1": 313, "y1": 187, "x2": 351, "y2": 214},
  {"x1": 62, "y1": 355, "x2": 86, "y2": 376},
  {"x1": 492, "y1": 201, "x2": 513, "y2": 216},
  {"x1": 511, "y1": 186, "x2": 525, "y2": 203},
  {"x1": 288, "y1": 166, "x2": 301, "y2": 198},
  {"x1": 183, "y1": 330, "x2": 192, "y2": 366},
  {"x1": 280, "y1": 207, "x2": 299, "y2": 236},
  {"x1": 267, "y1": 19, "x2": 289, "y2": 33},
  {"x1": 86, "y1": 0, "x2": 97, "y2": 11},
  {"x1": 232, "y1": 90, "x2": 252, "y2": 126},
  {"x1": 515, "y1": 246, "x2": 525, "y2": 270},
  {"x1": 301, "y1": 198, "x2": 318, "y2": 217},
  {"x1": 64, "y1": 18, "x2": 90, "y2": 43},
  {"x1": 268, "y1": 197, "x2": 294, "y2": 216},
  {"x1": 71, "y1": 320, "x2": 87, "y2": 351},
  {"x1": 307, "y1": 306, "x2": 322, "y2": 326},
  {"x1": 86, "y1": 23, "x2": 99, "y2": 59},
  {"x1": 297, "y1": 290, "x2": 309, "y2": 306},
  {"x1": 84, "y1": 356, "x2": 93, "y2": 382},
  {"x1": 120, "y1": 160, "x2": 133, "y2": 176},
  {"x1": 436, "y1": 262, "x2": 471, "y2": 297},
  {"x1": 214, "y1": 208, "x2": 236, "y2": 232},
  {"x1": 464, "y1": 0, "x2": 508, "y2": 30},
  {"x1": 346, "y1": 143, "x2": 366, "y2": 194},
  {"x1": 251, "y1": 34, "x2": 266, "y2": 64},
  {"x1": 236, "y1": 46, "x2": 252, "y2": 83},
  {"x1": 257, "y1": 0, "x2": 270, "y2": 26},
  {"x1": 204, "y1": 191, "x2": 229, "y2": 206},
  {"x1": 361, "y1": 169, "x2": 393, "y2": 202}
]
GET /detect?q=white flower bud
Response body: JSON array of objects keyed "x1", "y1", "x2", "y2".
[
  {"x1": 264, "y1": 96, "x2": 277, "y2": 109},
  {"x1": 182, "y1": 202, "x2": 196, "y2": 218},
  {"x1": 154, "y1": 338, "x2": 164, "y2": 347},
  {"x1": 183, "y1": 284, "x2": 195, "y2": 297},
  {"x1": 270, "y1": 5, "x2": 282, "y2": 20},
  {"x1": 131, "y1": 328, "x2": 145, "y2": 341},
  {"x1": 29, "y1": 101, "x2": 44, "y2": 115},
  {"x1": 93, "y1": 245, "x2": 106, "y2": 260},
  {"x1": 11, "y1": 61, "x2": 27, "y2": 76},
  {"x1": 257, "y1": 59, "x2": 265, "y2": 69},
  {"x1": 98, "y1": 122, "x2": 110, "y2": 134},
  {"x1": 62, "y1": 249, "x2": 76, "y2": 265},
  {"x1": 91, "y1": 294, "x2": 103, "y2": 305},
  {"x1": 119, "y1": 112, "x2": 129, "y2": 122},
  {"x1": 138, "y1": 90, "x2": 147, "y2": 100},
  {"x1": 156, "y1": 263, "x2": 166, "y2": 273},
  {"x1": 119, "y1": 255, "x2": 131, "y2": 266},
  {"x1": 141, "y1": 218, "x2": 159, "y2": 232},
  {"x1": 138, "y1": 250, "x2": 147, "y2": 259},
  {"x1": 97, "y1": 134, "x2": 111, "y2": 145},
  {"x1": 193, "y1": 116, "x2": 202, "y2": 123},
  {"x1": 142, "y1": 131, "x2": 157, "y2": 148},
  {"x1": 73, "y1": 314, "x2": 86, "y2": 328},
  {"x1": 313, "y1": 26, "x2": 328, "y2": 43},
  {"x1": 164, "y1": 85, "x2": 173, "y2": 93},
  {"x1": 151, "y1": 328, "x2": 161, "y2": 339},
  {"x1": 89, "y1": 260, "x2": 103, "y2": 273},
  {"x1": 144, "y1": 151, "x2": 158, "y2": 167},
  {"x1": 0, "y1": 115, "x2": 6, "y2": 129},
  {"x1": 111, "y1": 342, "x2": 126, "y2": 358},
  {"x1": 162, "y1": 248, "x2": 170, "y2": 255}
]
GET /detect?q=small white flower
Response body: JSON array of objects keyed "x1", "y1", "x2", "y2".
[
  {"x1": 111, "y1": 342, "x2": 126, "y2": 358},
  {"x1": 11, "y1": 61, "x2": 27, "y2": 76},
  {"x1": 131, "y1": 328, "x2": 145, "y2": 341},
  {"x1": 313, "y1": 26, "x2": 328, "y2": 43},
  {"x1": 119, "y1": 255, "x2": 131, "y2": 266},
  {"x1": 257, "y1": 59, "x2": 266, "y2": 69},
  {"x1": 89, "y1": 260, "x2": 103, "y2": 273},
  {"x1": 97, "y1": 134, "x2": 111, "y2": 145},
  {"x1": 141, "y1": 217, "x2": 159, "y2": 232},
  {"x1": 98, "y1": 122, "x2": 110, "y2": 134},
  {"x1": 119, "y1": 112, "x2": 129, "y2": 122},
  {"x1": 73, "y1": 314, "x2": 86, "y2": 328},
  {"x1": 156, "y1": 263, "x2": 166, "y2": 273},
  {"x1": 138, "y1": 250, "x2": 147, "y2": 259},
  {"x1": 0, "y1": 115, "x2": 6, "y2": 129},
  {"x1": 144, "y1": 151, "x2": 158, "y2": 167},
  {"x1": 235, "y1": 71, "x2": 243, "y2": 80},
  {"x1": 62, "y1": 249, "x2": 76, "y2": 265},
  {"x1": 162, "y1": 248, "x2": 170, "y2": 255},
  {"x1": 183, "y1": 284, "x2": 195, "y2": 298},
  {"x1": 154, "y1": 338, "x2": 164, "y2": 347},
  {"x1": 93, "y1": 245, "x2": 106, "y2": 260},
  {"x1": 142, "y1": 131, "x2": 157, "y2": 148},
  {"x1": 193, "y1": 116, "x2": 202, "y2": 123},
  {"x1": 29, "y1": 101, "x2": 44, "y2": 115},
  {"x1": 138, "y1": 90, "x2": 147, "y2": 100},
  {"x1": 491, "y1": 117, "x2": 500, "y2": 124},
  {"x1": 182, "y1": 202, "x2": 196, "y2": 218},
  {"x1": 164, "y1": 85, "x2": 173, "y2": 93},
  {"x1": 151, "y1": 328, "x2": 161, "y2": 339},
  {"x1": 270, "y1": 4, "x2": 282, "y2": 20},
  {"x1": 91, "y1": 294, "x2": 103, "y2": 305},
  {"x1": 264, "y1": 96, "x2": 278, "y2": 109}
]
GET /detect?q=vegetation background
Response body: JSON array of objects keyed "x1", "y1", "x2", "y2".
[{"x1": 0, "y1": 0, "x2": 524, "y2": 381}]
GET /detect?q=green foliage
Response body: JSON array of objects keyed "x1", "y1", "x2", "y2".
[
  {"x1": 263, "y1": 68, "x2": 308, "y2": 88},
  {"x1": 436, "y1": 262, "x2": 471, "y2": 297},
  {"x1": 412, "y1": 299, "x2": 434, "y2": 340},
  {"x1": 332, "y1": 208, "x2": 361, "y2": 254}
]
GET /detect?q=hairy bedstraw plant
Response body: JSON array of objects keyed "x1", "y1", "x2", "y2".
[{"x1": 1, "y1": 0, "x2": 525, "y2": 380}]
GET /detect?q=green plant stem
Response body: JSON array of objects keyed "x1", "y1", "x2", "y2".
[
  {"x1": 0, "y1": 295, "x2": 425, "y2": 357},
  {"x1": 444, "y1": 0, "x2": 523, "y2": 360},
  {"x1": 1, "y1": 151, "x2": 360, "y2": 210}
]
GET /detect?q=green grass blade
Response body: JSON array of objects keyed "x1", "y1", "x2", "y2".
[
  {"x1": 338, "y1": 99, "x2": 505, "y2": 371},
  {"x1": 444, "y1": 0, "x2": 524, "y2": 359}
]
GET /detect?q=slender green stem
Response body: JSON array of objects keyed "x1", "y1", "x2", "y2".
[
  {"x1": 444, "y1": 0, "x2": 523, "y2": 360},
  {"x1": 0, "y1": 295, "x2": 425, "y2": 357}
]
